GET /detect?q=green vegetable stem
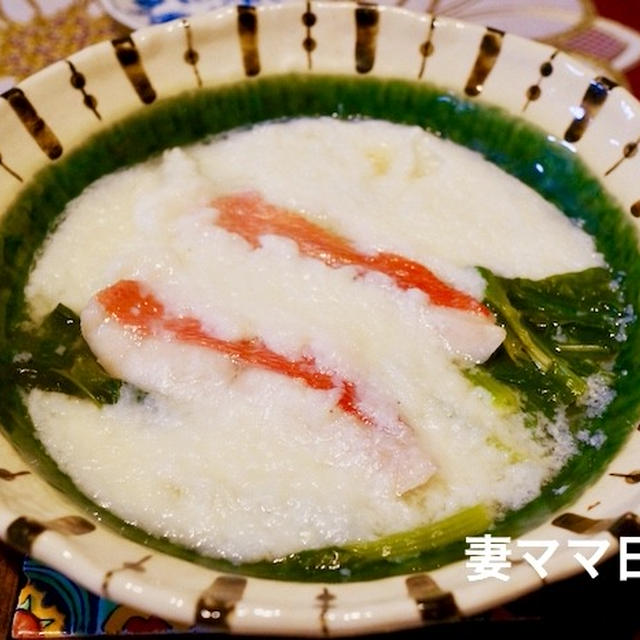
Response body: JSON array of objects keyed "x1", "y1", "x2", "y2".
[
  {"x1": 252, "y1": 504, "x2": 493, "y2": 580},
  {"x1": 343, "y1": 503, "x2": 493, "y2": 560}
]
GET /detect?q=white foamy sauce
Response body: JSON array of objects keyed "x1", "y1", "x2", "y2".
[{"x1": 25, "y1": 118, "x2": 603, "y2": 561}]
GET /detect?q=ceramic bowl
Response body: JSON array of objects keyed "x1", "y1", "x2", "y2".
[{"x1": 1, "y1": 2, "x2": 640, "y2": 635}]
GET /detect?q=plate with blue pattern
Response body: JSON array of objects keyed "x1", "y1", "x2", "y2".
[{"x1": 99, "y1": 0, "x2": 275, "y2": 28}]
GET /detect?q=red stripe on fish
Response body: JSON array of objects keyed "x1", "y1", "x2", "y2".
[
  {"x1": 98, "y1": 280, "x2": 377, "y2": 432},
  {"x1": 212, "y1": 192, "x2": 491, "y2": 318}
]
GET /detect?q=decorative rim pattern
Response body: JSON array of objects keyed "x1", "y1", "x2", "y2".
[{"x1": 1, "y1": 2, "x2": 639, "y2": 635}]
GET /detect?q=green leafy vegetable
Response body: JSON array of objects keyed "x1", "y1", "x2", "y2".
[
  {"x1": 472, "y1": 266, "x2": 630, "y2": 421},
  {"x1": 1, "y1": 304, "x2": 122, "y2": 405}
]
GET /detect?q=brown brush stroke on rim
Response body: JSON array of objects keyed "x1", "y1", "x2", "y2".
[
  {"x1": 564, "y1": 76, "x2": 618, "y2": 143},
  {"x1": 609, "y1": 470, "x2": 640, "y2": 484},
  {"x1": 46, "y1": 516, "x2": 95, "y2": 536},
  {"x1": 0, "y1": 153, "x2": 22, "y2": 182},
  {"x1": 196, "y1": 575, "x2": 247, "y2": 631},
  {"x1": 180, "y1": 19, "x2": 202, "y2": 88},
  {"x1": 66, "y1": 60, "x2": 101, "y2": 120},
  {"x1": 1, "y1": 88, "x2": 63, "y2": 160},
  {"x1": 608, "y1": 512, "x2": 640, "y2": 538},
  {"x1": 605, "y1": 138, "x2": 640, "y2": 176},
  {"x1": 522, "y1": 50, "x2": 559, "y2": 112},
  {"x1": 111, "y1": 36, "x2": 157, "y2": 105},
  {"x1": 5, "y1": 514, "x2": 95, "y2": 554},
  {"x1": 237, "y1": 5, "x2": 260, "y2": 77},
  {"x1": 316, "y1": 587, "x2": 336, "y2": 636},
  {"x1": 632, "y1": 201, "x2": 640, "y2": 218},
  {"x1": 552, "y1": 512, "x2": 610, "y2": 535},
  {"x1": 355, "y1": 3, "x2": 379, "y2": 74},
  {"x1": 6, "y1": 517, "x2": 46, "y2": 554},
  {"x1": 552, "y1": 511, "x2": 640, "y2": 538},
  {"x1": 417, "y1": 15, "x2": 436, "y2": 80},
  {"x1": 302, "y1": 1, "x2": 317, "y2": 71},
  {"x1": 405, "y1": 574, "x2": 459, "y2": 623},
  {"x1": 464, "y1": 27, "x2": 504, "y2": 97},
  {"x1": 0, "y1": 469, "x2": 29, "y2": 481},
  {"x1": 101, "y1": 554, "x2": 152, "y2": 599}
]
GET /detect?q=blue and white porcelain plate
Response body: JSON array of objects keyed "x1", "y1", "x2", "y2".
[{"x1": 99, "y1": 0, "x2": 277, "y2": 28}]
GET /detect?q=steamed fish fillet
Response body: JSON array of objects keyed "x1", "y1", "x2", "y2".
[
  {"x1": 210, "y1": 192, "x2": 506, "y2": 364},
  {"x1": 82, "y1": 280, "x2": 436, "y2": 494}
]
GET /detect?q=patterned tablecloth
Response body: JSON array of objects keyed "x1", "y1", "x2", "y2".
[{"x1": 1, "y1": 1, "x2": 640, "y2": 637}]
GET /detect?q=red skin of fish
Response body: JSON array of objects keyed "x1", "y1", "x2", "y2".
[
  {"x1": 212, "y1": 192, "x2": 491, "y2": 317},
  {"x1": 97, "y1": 279, "x2": 371, "y2": 425}
]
